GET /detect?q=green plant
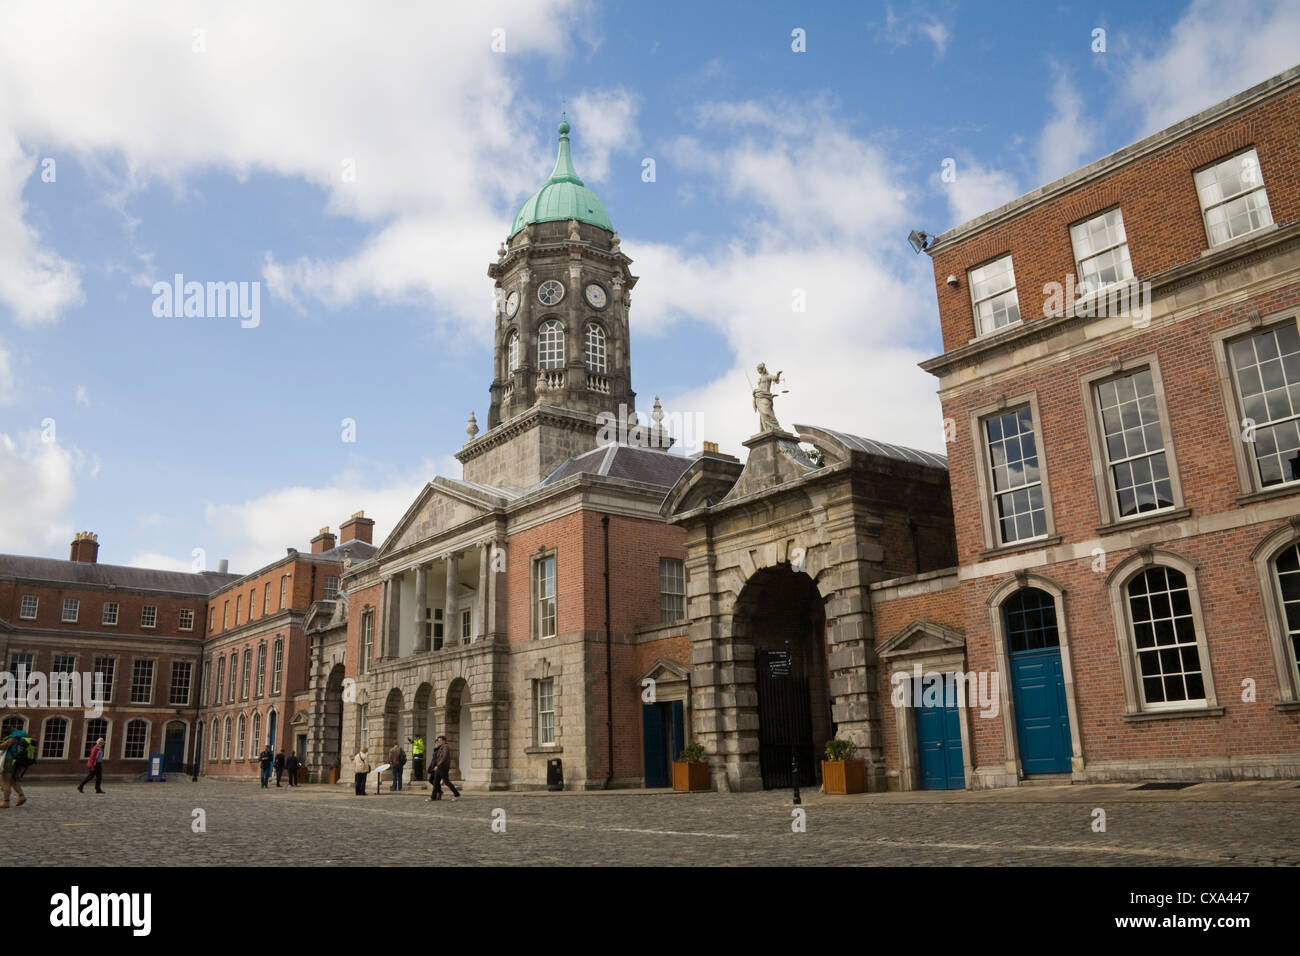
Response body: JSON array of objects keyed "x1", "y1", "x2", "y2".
[
  {"x1": 824, "y1": 738, "x2": 857, "y2": 762},
  {"x1": 678, "y1": 743, "x2": 706, "y2": 763}
]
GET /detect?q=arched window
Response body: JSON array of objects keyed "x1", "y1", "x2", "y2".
[
  {"x1": 222, "y1": 716, "x2": 232, "y2": 760},
  {"x1": 240, "y1": 648, "x2": 251, "y2": 700},
  {"x1": 227, "y1": 652, "x2": 237, "y2": 702},
  {"x1": 1126, "y1": 566, "x2": 1204, "y2": 707},
  {"x1": 237, "y1": 713, "x2": 247, "y2": 759},
  {"x1": 506, "y1": 330, "x2": 520, "y2": 374},
  {"x1": 251, "y1": 711, "x2": 262, "y2": 756},
  {"x1": 123, "y1": 719, "x2": 149, "y2": 759},
  {"x1": 210, "y1": 719, "x2": 220, "y2": 759},
  {"x1": 1272, "y1": 542, "x2": 1300, "y2": 686},
  {"x1": 214, "y1": 656, "x2": 225, "y2": 706},
  {"x1": 1, "y1": 715, "x2": 26, "y2": 737},
  {"x1": 41, "y1": 716, "x2": 69, "y2": 759},
  {"x1": 538, "y1": 320, "x2": 565, "y2": 369},
  {"x1": 82, "y1": 718, "x2": 108, "y2": 759},
  {"x1": 255, "y1": 644, "x2": 267, "y2": 698},
  {"x1": 1002, "y1": 587, "x2": 1060, "y2": 652},
  {"x1": 585, "y1": 323, "x2": 606, "y2": 372}
]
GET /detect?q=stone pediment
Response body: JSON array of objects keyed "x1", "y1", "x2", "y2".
[
  {"x1": 877, "y1": 620, "x2": 965, "y2": 660},
  {"x1": 639, "y1": 658, "x2": 691, "y2": 684},
  {"x1": 376, "y1": 478, "x2": 502, "y2": 560}
]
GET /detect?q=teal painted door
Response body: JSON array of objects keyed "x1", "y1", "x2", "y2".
[
  {"x1": 914, "y1": 676, "x2": 964, "y2": 789},
  {"x1": 1004, "y1": 588, "x2": 1072, "y2": 774}
]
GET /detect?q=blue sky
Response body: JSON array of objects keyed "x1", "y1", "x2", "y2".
[{"x1": 1, "y1": 0, "x2": 1298, "y2": 573}]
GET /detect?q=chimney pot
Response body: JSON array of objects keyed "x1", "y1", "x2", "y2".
[{"x1": 70, "y1": 531, "x2": 100, "y2": 563}]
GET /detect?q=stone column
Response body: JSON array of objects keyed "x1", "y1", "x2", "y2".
[
  {"x1": 413, "y1": 564, "x2": 428, "y2": 652},
  {"x1": 476, "y1": 543, "x2": 490, "y2": 642},
  {"x1": 445, "y1": 552, "x2": 460, "y2": 646},
  {"x1": 378, "y1": 578, "x2": 391, "y2": 662},
  {"x1": 385, "y1": 574, "x2": 402, "y2": 659}
]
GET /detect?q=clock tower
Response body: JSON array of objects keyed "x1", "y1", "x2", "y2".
[{"x1": 457, "y1": 119, "x2": 643, "y2": 488}]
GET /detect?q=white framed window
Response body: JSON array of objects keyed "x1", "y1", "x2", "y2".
[
  {"x1": 240, "y1": 648, "x2": 251, "y2": 700},
  {"x1": 1094, "y1": 368, "x2": 1174, "y2": 517},
  {"x1": 271, "y1": 639, "x2": 284, "y2": 695},
  {"x1": 222, "y1": 716, "x2": 232, "y2": 760},
  {"x1": 82, "y1": 718, "x2": 109, "y2": 760},
  {"x1": 141, "y1": 605, "x2": 157, "y2": 629},
  {"x1": 533, "y1": 554, "x2": 556, "y2": 639},
  {"x1": 178, "y1": 608, "x2": 195, "y2": 632},
  {"x1": 0, "y1": 716, "x2": 26, "y2": 737},
  {"x1": 208, "y1": 608, "x2": 215, "y2": 632},
  {"x1": 1227, "y1": 321, "x2": 1300, "y2": 488},
  {"x1": 102, "y1": 602, "x2": 119, "y2": 626},
  {"x1": 1126, "y1": 566, "x2": 1206, "y2": 710},
  {"x1": 214, "y1": 657, "x2": 225, "y2": 707},
  {"x1": 537, "y1": 678, "x2": 555, "y2": 745},
  {"x1": 255, "y1": 644, "x2": 267, "y2": 698},
  {"x1": 51, "y1": 654, "x2": 76, "y2": 706},
  {"x1": 358, "y1": 704, "x2": 369, "y2": 749},
  {"x1": 360, "y1": 610, "x2": 374, "y2": 674},
  {"x1": 9, "y1": 653, "x2": 34, "y2": 701},
  {"x1": 130, "y1": 659, "x2": 155, "y2": 704},
  {"x1": 969, "y1": 255, "x2": 1020, "y2": 335},
  {"x1": 1270, "y1": 542, "x2": 1300, "y2": 693},
  {"x1": 169, "y1": 661, "x2": 193, "y2": 706},
  {"x1": 264, "y1": 582, "x2": 272, "y2": 616},
  {"x1": 324, "y1": 577, "x2": 340, "y2": 600},
  {"x1": 250, "y1": 588, "x2": 257, "y2": 618},
  {"x1": 223, "y1": 601, "x2": 230, "y2": 628},
  {"x1": 538, "y1": 320, "x2": 565, "y2": 370},
  {"x1": 236, "y1": 714, "x2": 247, "y2": 760},
  {"x1": 585, "y1": 323, "x2": 606, "y2": 372},
  {"x1": 506, "y1": 330, "x2": 520, "y2": 374},
  {"x1": 61, "y1": 598, "x2": 79, "y2": 623},
  {"x1": 235, "y1": 595, "x2": 242, "y2": 625},
  {"x1": 123, "y1": 719, "x2": 148, "y2": 760},
  {"x1": 984, "y1": 405, "x2": 1047, "y2": 544},
  {"x1": 251, "y1": 711, "x2": 262, "y2": 755},
  {"x1": 1195, "y1": 148, "x2": 1272, "y2": 247},
  {"x1": 202, "y1": 660, "x2": 210, "y2": 707},
  {"x1": 461, "y1": 607, "x2": 472, "y2": 645},
  {"x1": 18, "y1": 595, "x2": 37, "y2": 620},
  {"x1": 41, "y1": 716, "x2": 69, "y2": 759},
  {"x1": 280, "y1": 574, "x2": 289, "y2": 610},
  {"x1": 227, "y1": 652, "x2": 238, "y2": 702},
  {"x1": 660, "y1": 558, "x2": 686, "y2": 624},
  {"x1": 537, "y1": 278, "x2": 564, "y2": 306},
  {"x1": 1070, "y1": 207, "x2": 1133, "y2": 295},
  {"x1": 93, "y1": 656, "x2": 115, "y2": 703}
]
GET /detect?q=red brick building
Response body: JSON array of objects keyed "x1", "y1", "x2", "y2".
[
  {"x1": 870, "y1": 67, "x2": 1300, "y2": 789},
  {"x1": 0, "y1": 533, "x2": 238, "y2": 778}
]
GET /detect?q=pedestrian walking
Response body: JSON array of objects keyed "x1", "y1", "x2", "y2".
[
  {"x1": 352, "y1": 747, "x2": 370, "y2": 796},
  {"x1": 285, "y1": 752, "x2": 300, "y2": 787},
  {"x1": 259, "y1": 745, "x2": 274, "y2": 788},
  {"x1": 0, "y1": 730, "x2": 29, "y2": 808},
  {"x1": 388, "y1": 743, "x2": 406, "y2": 791},
  {"x1": 78, "y1": 736, "x2": 106, "y2": 794},
  {"x1": 274, "y1": 750, "x2": 286, "y2": 787},
  {"x1": 428, "y1": 734, "x2": 459, "y2": 801}
]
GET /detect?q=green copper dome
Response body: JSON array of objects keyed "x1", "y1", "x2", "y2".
[{"x1": 509, "y1": 120, "x2": 612, "y2": 238}]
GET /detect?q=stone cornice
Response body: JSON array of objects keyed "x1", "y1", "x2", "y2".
[{"x1": 455, "y1": 403, "x2": 601, "y2": 464}]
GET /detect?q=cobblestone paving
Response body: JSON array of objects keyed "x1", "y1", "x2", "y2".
[{"x1": 9, "y1": 778, "x2": 1300, "y2": 866}]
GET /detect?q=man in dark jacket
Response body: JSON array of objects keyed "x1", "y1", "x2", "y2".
[
  {"x1": 259, "y1": 746, "x2": 273, "y2": 788},
  {"x1": 428, "y1": 735, "x2": 459, "y2": 801},
  {"x1": 285, "y1": 752, "x2": 300, "y2": 786},
  {"x1": 274, "y1": 750, "x2": 286, "y2": 787}
]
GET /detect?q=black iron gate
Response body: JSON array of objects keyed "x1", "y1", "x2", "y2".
[{"x1": 756, "y1": 649, "x2": 818, "y2": 789}]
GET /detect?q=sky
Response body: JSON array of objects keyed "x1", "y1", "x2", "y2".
[{"x1": 1, "y1": 0, "x2": 1298, "y2": 574}]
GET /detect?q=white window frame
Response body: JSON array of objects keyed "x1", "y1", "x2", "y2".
[
  {"x1": 537, "y1": 678, "x2": 556, "y2": 746},
  {"x1": 178, "y1": 608, "x2": 195, "y2": 632},
  {"x1": 237, "y1": 713, "x2": 247, "y2": 760},
  {"x1": 1086, "y1": 363, "x2": 1181, "y2": 523},
  {"x1": 660, "y1": 558, "x2": 686, "y2": 624},
  {"x1": 169, "y1": 660, "x2": 193, "y2": 706},
  {"x1": 41, "y1": 715, "x2": 70, "y2": 760},
  {"x1": 130, "y1": 659, "x2": 155, "y2": 704},
  {"x1": 222, "y1": 716, "x2": 232, "y2": 760},
  {"x1": 123, "y1": 719, "x2": 149, "y2": 760},
  {"x1": 280, "y1": 574, "x2": 289, "y2": 610},
  {"x1": 102, "y1": 602, "x2": 119, "y2": 626},
  {"x1": 1194, "y1": 148, "x2": 1273, "y2": 247},
  {"x1": 533, "y1": 553, "x2": 557, "y2": 640},
  {"x1": 264, "y1": 582, "x2": 272, "y2": 615},
  {"x1": 968, "y1": 254, "x2": 1020, "y2": 336},
  {"x1": 324, "y1": 577, "x2": 340, "y2": 600},
  {"x1": 506, "y1": 330, "x2": 520, "y2": 374},
  {"x1": 10, "y1": 652, "x2": 35, "y2": 701},
  {"x1": 255, "y1": 643, "x2": 267, "y2": 698},
  {"x1": 92, "y1": 656, "x2": 115, "y2": 703},
  {"x1": 978, "y1": 402, "x2": 1051, "y2": 548},
  {"x1": 61, "y1": 598, "x2": 79, "y2": 623},
  {"x1": 140, "y1": 605, "x2": 157, "y2": 629},
  {"x1": 271, "y1": 639, "x2": 284, "y2": 696},
  {"x1": 240, "y1": 648, "x2": 251, "y2": 700},
  {"x1": 360, "y1": 610, "x2": 374, "y2": 674},
  {"x1": 538, "y1": 320, "x2": 565, "y2": 370},
  {"x1": 584, "y1": 323, "x2": 606, "y2": 373},
  {"x1": 18, "y1": 595, "x2": 37, "y2": 620},
  {"x1": 1070, "y1": 206, "x2": 1133, "y2": 296}
]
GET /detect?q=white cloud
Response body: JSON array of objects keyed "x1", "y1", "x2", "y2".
[
  {"x1": 935, "y1": 158, "x2": 1020, "y2": 230},
  {"x1": 126, "y1": 551, "x2": 195, "y2": 573},
  {"x1": 879, "y1": 6, "x2": 950, "y2": 57},
  {"x1": 0, "y1": 343, "x2": 14, "y2": 404},
  {"x1": 568, "y1": 88, "x2": 640, "y2": 183},
  {"x1": 0, "y1": 430, "x2": 87, "y2": 555},
  {"x1": 1036, "y1": 72, "x2": 1101, "y2": 185},
  {"x1": 1124, "y1": 0, "x2": 1300, "y2": 134},
  {"x1": 74, "y1": 385, "x2": 89, "y2": 406}
]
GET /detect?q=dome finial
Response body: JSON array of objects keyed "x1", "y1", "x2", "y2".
[{"x1": 558, "y1": 110, "x2": 570, "y2": 137}]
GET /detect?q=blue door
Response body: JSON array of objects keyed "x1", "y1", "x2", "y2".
[
  {"x1": 914, "y1": 675, "x2": 964, "y2": 789},
  {"x1": 642, "y1": 701, "x2": 685, "y2": 788},
  {"x1": 1004, "y1": 588, "x2": 1072, "y2": 774}
]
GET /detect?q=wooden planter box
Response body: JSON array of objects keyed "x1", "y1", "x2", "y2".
[
  {"x1": 672, "y1": 761, "x2": 711, "y2": 792},
  {"x1": 821, "y1": 759, "x2": 867, "y2": 795}
]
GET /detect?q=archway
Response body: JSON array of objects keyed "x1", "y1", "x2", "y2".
[
  {"x1": 162, "y1": 720, "x2": 187, "y2": 773},
  {"x1": 445, "y1": 678, "x2": 470, "y2": 780},
  {"x1": 733, "y1": 565, "x2": 829, "y2": 789},
  {"x1": 383, "y1": 688, "x2": 404, "y2": 755},
  {"x1": 412, "y1": 682, "x2": 434, "y2": 781},
  {"x1": 323, "y1": 664, "x2": 345, "y2": 777}
]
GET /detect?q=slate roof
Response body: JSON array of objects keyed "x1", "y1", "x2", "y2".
[
  {"x1": 796, "y1": 424, "x2": 948, "y2": 470},
  {"x1": 541, "y1": 444, "x2": 695, "y2": 489},
  {"x1": 0, "y1": 554, "x2": 240, "y2": 595}
]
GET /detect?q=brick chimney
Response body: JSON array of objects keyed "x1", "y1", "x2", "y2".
[
  {"x1": 339, "y1": 510, "x2": 374, "y2": 545},
  {"x1": 70, "y1": 531, "x2": 100, "y2": 563},
  {"x1": 310, "y1": 526, "x2": 336, "y2": 554}
]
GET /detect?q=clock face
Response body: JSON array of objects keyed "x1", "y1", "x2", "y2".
[
  {"x1": 584, "y1": 282, "x2": 608, "y2": 310},
  {"x1": 505, "y1": 290, "x2": 520, "y2": 317},
  {"x1": 537, "y1": 279, "x2": 565, "y2": 306}
]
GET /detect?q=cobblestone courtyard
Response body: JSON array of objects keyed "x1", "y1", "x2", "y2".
[{"x1": 9, "y1": 778, "x2": 1300, "y2": 867}]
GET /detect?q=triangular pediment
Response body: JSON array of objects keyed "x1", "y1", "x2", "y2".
[
  {"x1": 376, "y1": 478, "x2": 505, "y2": 560},
  {"x1": 877, "y1": 619, "x2": 965, "y2": 659},
  {"x1": 639, "y1": 657, "x2": 691, "y2": 684}
]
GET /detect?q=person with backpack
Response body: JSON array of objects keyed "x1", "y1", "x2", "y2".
[
  {"x1": 258, "y1": 745, "x2": 273, "y2": 788},
  {"x1": 387, "y1": 743, "x2": 406, "y2": 791},
  {"x1": 78, "y1": 736, "x2": 106, "y2": 794},
  {"x1": 1, "y1": 730, "x2": 29, "y2": 808},
  {"x1": 274, "y1": 750, "x2": 286, "y2": 787},
  {"x1": 13, "y1": 732, "x2": 36, "y2": 781}
]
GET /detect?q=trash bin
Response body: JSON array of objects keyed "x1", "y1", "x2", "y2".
[
  {"x1": 546, "y1": 758, "x2": 563, "y2": 791},
  {"x1": 412, "y1": 754, "x2": 425, "y2": 782},
  {"x1": 328, "y1": 767, "x2": 339, "y2": 785}
]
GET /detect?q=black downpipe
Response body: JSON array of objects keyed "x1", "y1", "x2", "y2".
[
  {"x1": 602, "y1": 515, "x2": 614, "y2": 789},
  {"x1": 908, "y1": 518, "x2": 921, "y2": 573}
]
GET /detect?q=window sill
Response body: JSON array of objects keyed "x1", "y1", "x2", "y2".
[
  {"x1": 1122, "y1": 705, "x2": 1224, "y2": 723},
  {"x1": 1200, "y1": 222, "x2": 1278, "y2": 257},
  {"x1": 966, "y1": 317, "x2": 1024, "y2": 345},
  {"x1": 1235, "y1": 481, "x2": 1300, "y2": 506},
  {"x1": 1096, "y1": 506, "x2": 1191, "y2": 536},
  {"x1": 1274, "y1": 701, "x2": 1300, "y2": 713},
  {"x1": 525, "y1": 745, "x2": 563, "y2": 755},
  {"x1": 979, "y1": 535, "x2": 1062, "y2": 561}
]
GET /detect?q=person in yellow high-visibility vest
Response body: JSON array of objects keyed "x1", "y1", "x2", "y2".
[{"x1": 410, "y1": 736, "x2": 425, "y2": 782}]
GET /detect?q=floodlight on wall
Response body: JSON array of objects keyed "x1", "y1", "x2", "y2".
[
  {"x1": 946, "y1": 274, "x2": 959, "y2": 288},
  {"x1": 907, "y1": 229, "x2": 935, "y2": 254}
]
